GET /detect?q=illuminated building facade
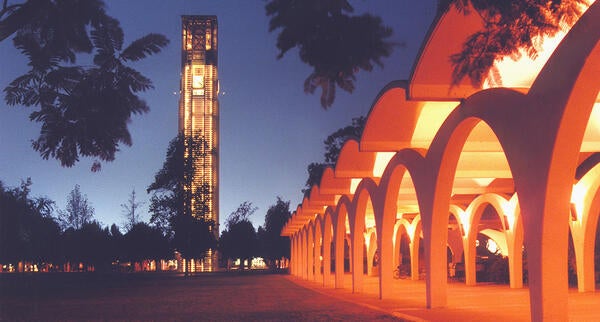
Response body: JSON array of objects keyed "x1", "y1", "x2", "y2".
[{"x1": 179, "y1": 15, "x2": 219, "y2": 271}]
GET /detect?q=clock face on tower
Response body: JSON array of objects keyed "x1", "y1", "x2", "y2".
[
  {"x1": 192, "y1": 67, "x2": 205, "y2": 96},
  {"x1": 193, "y1": 74, "x2": 204, "y2": 89}
]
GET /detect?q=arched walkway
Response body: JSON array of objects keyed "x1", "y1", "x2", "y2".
[{"x1": 281, "y1": 2, "x2": 600, "y2": 320}]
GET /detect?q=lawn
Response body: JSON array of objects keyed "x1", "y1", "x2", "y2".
[{"x1": 0, "y1": 271, "x2": 401, "y2": 321}]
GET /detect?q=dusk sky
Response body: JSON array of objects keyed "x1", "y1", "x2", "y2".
[{"x1": 0, "y1": 0, "x2": 437, "y2": 231}]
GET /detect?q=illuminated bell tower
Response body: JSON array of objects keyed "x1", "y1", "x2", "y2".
[{"x1": 179, "y1": 16, "x2": 219, "y2": 271}]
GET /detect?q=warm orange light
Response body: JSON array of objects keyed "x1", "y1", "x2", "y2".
[
  {"x1": 458, "y1": 210, "x2": 470, "y2": 236},
  {"x1": 570, "y1": 183, "x2": 587, "y2": 222},
  {"x1": 483, "y1": 32, "x2": 566, "y2": 90},
  {"x1": 501, "y1": 195, "x2": 518, "y2": 230},
  {"x1": 373, "y1": 152, "x2": 394, "y2": 177}
]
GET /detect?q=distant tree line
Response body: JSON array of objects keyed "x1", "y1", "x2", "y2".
[
  {"x1": 0, "y1": 178, "x2": 291, "y2": 273},
  {"x1": 0, "y1": 180, "x2": 169, "y2": 272}
]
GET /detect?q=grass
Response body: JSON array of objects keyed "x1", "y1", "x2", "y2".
[{"x1": 0, "y1": 271, "x2": 402, "y2": 321}]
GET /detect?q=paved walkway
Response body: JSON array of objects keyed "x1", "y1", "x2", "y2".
[{"x1": 287, "y1": 274, "x2": 600, "y2": 321}]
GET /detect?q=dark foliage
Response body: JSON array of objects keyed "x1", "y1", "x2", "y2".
[
  {"x1": 61, "y1": 221, "x2": 113, "y2": 271},
  {"x1": 56, "y1": 184, "x2": 95, "y2": 230},
  {"x1": 302, "y1": 116, "x2": 366, "y2": 195},
  {"x1": 0, "y1": 180, "x2": 173, "y2": 272},
  {"x1": 266, "y1": 0, "x2": 395, "y2": 108},
  {"x1": 171, "y1": 215, "x2": 216, "y2": 263},
  {"x1": 302, "y1": 162, "x2": 328, "y2": 197},
  {"x1": 257, "y1": 197, "x2": 291, "y2": 268},
  {"x1": 123, "y1": 222, "x2": 170, "y2": 265},
  {"x1": 121, "y1": 189, "x2": 144, "y2": 232},
  {"x1": 0, "y1": 179, "x2": 61, "y2": 264},
  {"x1": 147, "y1": 134, "x2": 216, "y2": 270},
  {"x1": 147, "y1": 134, "x2": 213, "y2": 237},
  {"x1": 1, "y1": 0, "x2": 168, "y2": 169},
  {"x1": 219, "y1": 202, "x2": 258, "y2": 269},
  {"x1": 323, "y1": 115, "x2": 366, "y2": 164}
]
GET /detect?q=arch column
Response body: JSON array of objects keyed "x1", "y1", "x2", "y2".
[
  {"x1": 291, "y1": 233, "x2": 296, "y2": 276},
  {"x1": 301, "y1": 230, "x2": 308, "y2": 280},
  {"x1": 571, "y1": 222, "x2": 596, "y2": 292},
  {"x1": 377, "y1": 151, "x2": 428, "y2": 299},
  {"x1": 570, "y1": 162, "x2": 600, "y2": 292},
  {"x1": 506, "y1": 204, "x2": 524, "y2": 289},
  {"x1": 350, "y1": 180, "x2": 378, "y2": 294},
  {"x1": 377, "y1": 194, "x2": 394, "y2": 299},
  {"x1": 410, "y1": 231, "x2": 421, "y2": 281},
  {"x1": 295, "y1": 232, "x2": 300, "y2": 277},
  {"x1": 506, "y1": 3, "x2": 600, "y2": 319},
  {"x1": 419, "y1": 176, "x2": 450, "y2": 308},
  {"x1": 334, "y1": 231, "x2": 345, "y2": 288},
  {"x1": 313, "y1": 225, "x2": 322, "y2": 283},
  {"x1": 464, "y1": 227, "x2": 477, "y2": 286},
  {"x1": 351, "y1": 225, "x2": 364, "y2": 293},
  {"x1": 307, "y1": 226, "x2": 315, "y2": 281},
  {"x1": 323, "y1": 215, "x2": 333, "y2": 287},
  {"x1": 334, "y1": 201, "x2": 350, "y2": 289},
  {"x1": 367, "y1": 231, "x2": 378, "y2": 276}
]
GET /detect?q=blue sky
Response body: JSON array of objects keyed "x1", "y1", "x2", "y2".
[{"x1": 0, "y1": 0, "x2": 437, "y2": 231}]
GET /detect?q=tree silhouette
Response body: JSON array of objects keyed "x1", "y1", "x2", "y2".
[
  {"x1": 440, "y1": 0, "x2": 588, "y2": 87},
  {"x1": 323, "y1": 116, "x2": 366, "y2": 163},
  {"x1": 57, "y1": 184, "x2": 94, "y2": 230},
  {"x1": 266, "y1": 0, "x2": 395, "y2": 108},
  {"x1": 123, "y1": 222, "x2": 170, "y2": 271},
  {"x1": 303, "y1": 116, "x2": 366, "y2": 195},
  {"x1": 258, "y1": 197, "x2": 291, "y2": 269},
  {"x1": 147, "y1": 134, "x2": 213, "y2": 235},
  {"x1": 219, "y1": 202, "x2": 258, "y2": 270},
  {"x1": 172, "y1": 214, "x2": 216, "y2": 274},
  {"x1": 121, "y1": 189, "x2": 144, "y2": 232},
  {"x1": 147, "y1": 133, "x2": 216, "y2": 274},
  {"x1": 0, "y1": 179, "x2": 61, "y2": 267},
  {"x1": 60, "y1": 220, "x2": 112, "y2": 271},
  {"x1": 1, "y1": 0, "x2": 168, "y2": 169}
]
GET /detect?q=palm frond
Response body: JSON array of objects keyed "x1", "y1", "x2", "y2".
[
  {"x1": 336, "y1": 73, "x2": 355, "y2": 93},
  {"x1": 117, "y1": 66, "x2": 153, "y2": 92},
  {"x1": 4, "y1": 72, "x2": 38, "y2": 106},
  {"x1": 45, "y1": 67, "x2": 84, "y2": 92},
  {"x1": 91, "y1": 15, "x2": 123, "y2": 51},
  {"x1": 320, "y1": 79, "x2": 336, "y2": 109},
  {"x1": 303, "y1": 73, "x2": 319, "y2": 94},
  {"x1": 0, "y1": 1, "x2": 43, "y2": 42},
  {"x1": 13, "y1": 34, "x2": 49, "y2": 70},
  {"x1": 120, "y1": 34, "x2": 169, "y2": 62}
]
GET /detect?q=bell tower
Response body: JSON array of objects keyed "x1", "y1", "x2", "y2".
[{"x1": 179, "y1": 15, "x2": 219, "y2": 271}]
